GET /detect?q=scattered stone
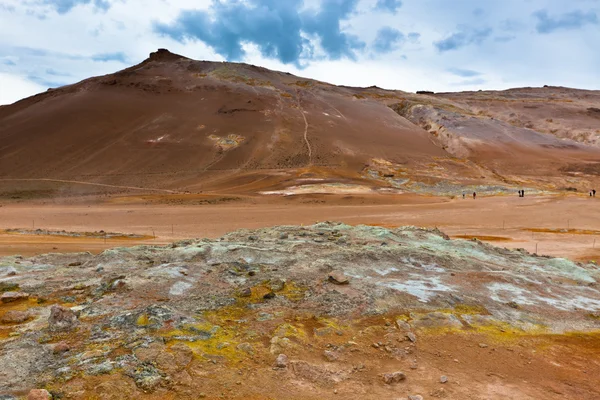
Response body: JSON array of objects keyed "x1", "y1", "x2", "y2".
[
  {"x1": 279, "y1": 233, "x2": 289, "y2": 240},
  {"x1": 382, "y1": 371, "x2": 406, "y2": 384},
  {"x1": 248, "y1": 235, "x2": 258, "y2": 241},
  {"x1": 48, "y1": 305, "x2": 79, "y2": 331},
  {"x1": 406, "y1": 332, "x2": 417, "y2": 343},
  {"x1": 239, "y1": 288, "x2": 252, "y2": 297},
  {"x1": 263, "y1": 292, "x2": 276, "y2": 300},
  {"x1": 328, "y1": 271, "x2": 349, "y2": 285},
  {"x1": 52, "y1": 342, "x2": 70, "y2": 354},
  {"x1": 27, "y1": 389, "x2": 51, "y2": 400},
  {"x1": 1, "y1": 310, "x2": 30, "y2": 324},
  {"x1": 1, "y1": 291, "x2": 29, "y2": 303},
  {"x1": 507, "y1": 301, "x2": 520, "y2": 309},
  {"x1": 275, "y1": 354, "x2": 289, "y2": 368},
  {"x1": 440, "y1": 375, "x2": 448, "y2": 383},
  {"x1": 323, "y1": 350, "x2": 339, "y2": 362},
  {"x1": 269, "y1": 278, "x2": 286, "y2": 292},
  {"x1": 87, "y1": 361, "x2": 114, "y2": 375},
  {"x1": 396, "y1": 319, "x2": 411, "y2": 330},
  {"x1": 237, "y1": 342, "x2": 254, "y2": 354},
  {"x1": 479, "y1": 343, "x2": 488, "y2": 348},
  {"x1": 68, "y1": 262, "x2": 82, "y2": 267},
  {"x1": 408, "y1": 396, "x2": 424, "y2": 400}
]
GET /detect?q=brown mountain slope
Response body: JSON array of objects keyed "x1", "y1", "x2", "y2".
[{"x1": 1, "y1": 49, "x2": 600, "y2": 197}]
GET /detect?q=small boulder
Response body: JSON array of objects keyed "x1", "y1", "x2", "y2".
[
  {"x1": 328, "y1": 272, "x2": 349, "y2": 285},
  {"x1": 406, "y1": 332, "x2": 417, "y2": 343},
  {"x1": 52, "y1": 341, "x2": 71, "y2": 354},
  {"x1": 263, "y1": 292, "x2": 276, "y2": 300},
  {"x1": 440, "y1": 375, "x2": 448, "y2": 383},
  {"x1": 275, "y1": 354, "x2": 289, "y2": 368},
  {"x1": 269, "y1": 279, "x2": 286, "y2": 292},
  {"x1": 408, "y1": 396, "x2": 423, "y2": 400},
  {"x1": 396, "y1": 319, "x2": 411, "y2": 330},
  {"x1": 323, "y1": 350, "x2": 339, "y2": 362},
  {"x1": 239, "y1": 288, "x2": 252, "y2": 297},
  {"x1": 48, "y1": 305, "x2": 79, "y2": 330},
  {"x1": 1, "y1": 291, "x2": 29, "y2": 303},
  {"x1": 382, "y1": 371, "x2": 406, "y2": 384},
  {"x1": 1, "y1": 310, "x2": 30, "y2": 324},
  {"x1": 27, "y1": 389, "x2": 51, "y2": 400}
]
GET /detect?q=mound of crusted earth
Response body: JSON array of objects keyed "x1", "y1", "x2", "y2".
[{"x1": 1, "y1": 223, "x2": 599, "y2": 399}]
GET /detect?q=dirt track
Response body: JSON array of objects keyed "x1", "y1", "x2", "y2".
[{"x1": 1, "y1": 193, "x2": 600, "y2": 261}]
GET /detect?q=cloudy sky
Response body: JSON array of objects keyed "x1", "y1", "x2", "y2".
[{"x1": 0, "y1": 0, "x2": 599, "y2": 104}]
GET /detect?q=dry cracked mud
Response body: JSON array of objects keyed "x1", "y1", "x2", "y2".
[{"x1": 1, "y1": 223, "x2": 599, "y2": 399}]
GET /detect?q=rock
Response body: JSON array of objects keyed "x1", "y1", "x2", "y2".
[
  {"x1": 323, "y1": 350, "x2": 338, "y2": 362},
  {"x1": 382, "y1": 371, "x2": 406, "y2": 384},
  {"x1": 406, "y1": 332, "x2": 417, "y2": 343},
  {"x1": 328, "y1": 271, "x2": 349, "y2": 285},
  {"x1": 27, "y1": 389, "x2": 51, "y2": 400},
  {"x1": 507, "y1": 301, "x2": 520, "y2": 309},
  {"x1": 48, "y1": 305, "x2": 79, "y2": 330},
  {"x1": 479, "y1": 343, "x2": 488, "y2": 348},
  {"x1": 239, "y1": 288, "x2": 252, "y2": 297},
  {"x1": 440, "y1": 375, "x2": 448, "y2": 383},
  {"x1": 396, "y1": 319, "x2": 411, "y2": 330},
  {"x1": 1, "y1": 291, "x2": 29, "y2": 303},
  {"x1": 52, "y1": 341, "x2": 70, "y2": 354},
  {"x1": 269, "y1": 278, "x2": 286, "y2": 292},
  {"x1": 279, "y1": 233, "x2": 289, "y2": 240},
  {"x1": 275, "y1": 354, "x2": 289, "y2": 368},
  {"x1": 0, "y1": 310, "x2": 30, "y2": 324},
  {"x1": 68, "y1": 262, "x2": 82, "y2": 267},
  {"x1": 408, "y1": 396, "x2": 424, "y2": 400},
  {"x1": 263, "y1": 292, "x2": 276, "y2": 300},
  {"x1": 87, "y1": 361, "x2": 114, "y2": 375},
  {"x1": 237, "y1": 342, "x2": 254, "y2": 354}
]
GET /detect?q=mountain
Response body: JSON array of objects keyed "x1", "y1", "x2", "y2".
[{"x1": 1, "y1": 49, "x2": 600, "y2": 197}]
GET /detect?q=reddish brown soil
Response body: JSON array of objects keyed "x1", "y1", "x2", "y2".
[{"x1": 1, "y1": 193, "x2": 600, "y2": 262}]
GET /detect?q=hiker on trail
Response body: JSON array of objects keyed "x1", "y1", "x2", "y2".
[
  {"x1": 463, "y1": 192, "x2": 465, "y2": 199},
  {"x1": 522, "y1": 190, "x2": 525, "y2": 198},
  {"x1": 594, "y1": 189, "x2": 597, "y2": 197},
  {"x1": 518, "y1": 190, "x2": 522, "y2": 197},
  {"x1": 473, "y1": 192, "x2": 476, "y2": 200},
  {"x1": 591, "y1": 191, "x2": 593, "y2": 197}
]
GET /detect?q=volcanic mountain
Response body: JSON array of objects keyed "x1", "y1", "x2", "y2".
[{"x1": 1, "y1": 49, "x2": 600, "y2": 197}]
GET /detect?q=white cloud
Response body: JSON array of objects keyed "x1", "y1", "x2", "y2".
[
  {"x1": 0, "y1": 0, "x2": 599, "y2": 104},
  {"x1": 0, "y1": 72, "x2": 45, "y2": 105}
]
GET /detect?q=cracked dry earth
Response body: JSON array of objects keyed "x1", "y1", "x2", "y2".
[{"x1": 1, "y1": 223, "x2": 600, "y2": 400}]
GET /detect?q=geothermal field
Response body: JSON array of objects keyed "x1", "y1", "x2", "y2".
[{"x1": 1, "y1": 49, "x2": 600, "y2": 399}]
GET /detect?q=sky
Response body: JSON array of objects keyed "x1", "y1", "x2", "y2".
[{"x1": 0, "y1": 0, "x2": 599, "y2": 105}]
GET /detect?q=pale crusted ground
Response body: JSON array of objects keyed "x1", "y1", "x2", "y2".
[{"x1": 1, "y1": 223, "x2": 599, "y2": 399}]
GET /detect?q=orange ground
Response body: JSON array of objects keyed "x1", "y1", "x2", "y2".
[{"x1": 1, "y1": 193, "x2": 600, "y2": 261}]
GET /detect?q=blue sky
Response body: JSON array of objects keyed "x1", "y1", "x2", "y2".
[{"x1": 0, "y1": 0, "x2": 599, "y2": 104}]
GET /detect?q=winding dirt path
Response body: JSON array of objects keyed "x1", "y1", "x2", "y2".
[{"x1": 295, "y1": 89, "x2": 313, "y2": 165}]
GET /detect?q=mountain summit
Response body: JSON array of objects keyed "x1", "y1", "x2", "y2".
[{"x1": 1, "y1": 50, "x2": 600, "y2": 196}]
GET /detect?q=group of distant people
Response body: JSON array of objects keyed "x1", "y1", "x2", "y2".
[{"x1": 460, "y1": 188, "x2": 597, "y2": 199}]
